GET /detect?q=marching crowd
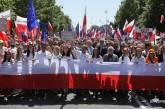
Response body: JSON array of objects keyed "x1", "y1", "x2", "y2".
[
  {"x1": 0, "y1": 34, "x2": 165, "y2": 101},
  {"x1": 0, "y1": 35, "x2": 165, "y2": 64}
]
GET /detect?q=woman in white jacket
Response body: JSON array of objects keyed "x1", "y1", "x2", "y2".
[{"x1": 72, "y1": 45, "x2": 91, "y2": 61}]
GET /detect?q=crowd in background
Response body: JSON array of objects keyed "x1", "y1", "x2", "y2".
[
  {"x1": 0, "y1": 34, "x2": 165, "y2": 65},
  {"x1": 0, "y1": 34, "x2": 165, "y2": 101}
]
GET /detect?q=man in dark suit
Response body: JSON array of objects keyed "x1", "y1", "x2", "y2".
[{"x1": 97, "y1": 39, "x2": 107, "y2": 57}]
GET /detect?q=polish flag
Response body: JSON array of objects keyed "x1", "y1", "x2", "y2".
[
  {"x1": 123, "y1": 20, "x2": 135, "y2": 32},
  {"x1": 90, "y1": 29, "x2": 96, "y2": 38},
  {"x1": 15, "y1": 16, "x2": 38, "y2": 42},
  {"x1": 149, "y1": 29, "x2": 156, "y2": 44},
  {"x1": 15, "y1": 16, "x2": 28, "y2": 42},
  {"x1": 48, "y1": 21, "x2": 53, "y2": 30},
  {"x1": 0, "y1": 10, "x2": 11, "y2": 32},
  {"x1": 114, "y1": 28, "x2": 121, "y2": 39},
  {"x1": 81, "y1": 8, "x2": 87, "y2": 38},
  {"x1": 96, "y1": 30, "x2": 101, "y2": 38},
  {"x1": 160, "y1": 15, "x2": 165, "y2": 24},
  {"x1": 0, "y1": 32, "x2": 9, "y2": 47},
  {"x1": 123, "y1": 19, "x2": 128, "y2": 31},
  {"x1": 139, "y1": 31, "x2": 145, "y2": 41},
  {"x1": 129, "y1": 26, "x2": 136, "y2": 39}
]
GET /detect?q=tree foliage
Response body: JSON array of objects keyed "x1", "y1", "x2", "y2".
[
  {"x1": 115, "y1": 0, "x2": 165, "y2": 32},
  {"x1": 114, "y1": 0, "x2": 140, "y2": 29},
  {"x1": 0, "y1": 0, "x2": 71, "y2": 32},
  {"x1": 139, "y1": 0, "x2": 165, "y2": 31}
]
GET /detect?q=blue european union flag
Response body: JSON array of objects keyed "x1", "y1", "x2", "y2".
[
  {"x1": 41, "y1": 23, "x2": 48, "y2": 43},
  {"x1": 27, "y1": 0, "x2": 38, "y2": 32}
]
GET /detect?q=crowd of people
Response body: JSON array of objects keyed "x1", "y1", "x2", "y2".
[
  {"x1": 0, "y1": 35, "x2": 165, "y2": 64},
  {"x1": 0, "y1": 34, "x2": 165, "y2": 101}
]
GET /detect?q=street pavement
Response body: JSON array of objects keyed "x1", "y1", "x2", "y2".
[{"x1": 0, "y1": 90, "x2": 164, "y2": 109}]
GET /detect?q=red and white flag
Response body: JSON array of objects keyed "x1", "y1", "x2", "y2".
[
  {"x1": 129, "y1": 25, "x2": 136, "y2": 39},
  {"x1": 81, "y1": 8, "x2": 87, "y2": 38},
  {"x1": 139, "y1": 31, "x2": 145, "y2": 41},
  {"x1": 123, "y1": 20, "x2": 135, "y2": 32},
  {"x1": 48, "y1": 21, "x2": 53, "y2": 30},
  {"x1": 15, "y1": 16, "x2": 38, "y2": 42},
  {"x1": 0, "y1": 10, "x2": 11, "y2": 32},
  {"x1": 15, "y1": 16, "x2": 28, "y2": 42},
  {"x1": 160, "y1": 15, "x2": 165, "y2": 24},
  {"x1": 123, "y1": 19, "x2": 128, "y2": 31},
  {"x1": 28, "y1": 27, "x2": 38, "y2": 42},
  {"x1": 90, "y1": 29, "x2": 96, "y2": 38},
  {"x1": 149, "y1": 29, "x2": 156, "y2": 44},
  {"x1": 114, "y1": 28, "x2": 121, "y2": 39},
  {"x1": 0, "y1": 32, "x2": 9, "y2": 47},
  {"x1": 96, "y1": 30, "x2": 101, "y2": 38}
]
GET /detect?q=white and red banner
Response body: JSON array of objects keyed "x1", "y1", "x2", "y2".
[{"x1": 0, "y1": 59, "x2": 165, "y2": 90}]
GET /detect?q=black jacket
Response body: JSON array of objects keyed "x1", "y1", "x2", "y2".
[{"x1": 158, "y1": 53, "x2": 164, "y2": 63}]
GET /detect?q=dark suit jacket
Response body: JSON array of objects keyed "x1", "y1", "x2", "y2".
[
  {"x1": 98, "y1": 45, "x2": 107, "y2": 57},
  {"x1": 158, "y1": 53, "x2": 163, "y2": 63}
]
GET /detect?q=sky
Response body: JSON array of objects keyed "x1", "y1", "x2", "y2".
[{"x1": 56, "y1": 0, "x2": 122, "y2": 29}]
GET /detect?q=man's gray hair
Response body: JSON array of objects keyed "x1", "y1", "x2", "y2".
[{"x1": 108, "y1": 46, "x2": 114, "y2": 51}]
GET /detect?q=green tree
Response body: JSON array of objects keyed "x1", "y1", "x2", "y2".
[
  {"x1": 115, "y1": 0, "x2": 165, "y2": 32},
  {"x1": 0, "y1": 0, "x2": 71, "y2": 32},
  {"x1": 139, "y1": 0, "x2": 165, "y2": 32},
  {"x1": 114, "y1": 0, "x2": 140, "y2": 29},
  {"x1": 114, "y1": 0, "x2": 148, "y2": 29}
]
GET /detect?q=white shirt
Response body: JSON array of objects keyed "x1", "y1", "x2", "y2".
[
  {"x1": 53, "y1": 54, "x2": 62, "y2": 59},
  {"x1": 10, "y1": 47, "x2": 17, "y2": 58},
  {"x1": 72, "y1": 49, "x2": 90, "y2": 61},
  {"x1": 119, "y1": 56, "x2": 131, "y2": 63},
  {"x1": 87, "y1": 47, "x2": 94, "y2": 55},
  {"x1": 35, "y1": 51, "x2": 52, "y2": 66},
  {"x1": 0, "y1": 47, "x2": 7, "y2": 55},
  {"x1": 35, "y1": 51, "x2": 52, "y2": 60},
  {"x1": 131, "y1": 56, "x2": 145, "y2": 64},
  {"x1": 0, "y1": 47, "x2": 7, "y2": 62},
  {"x1": 91, "y1": 57, "x2": 103, "y2": 63},
  {"x1": 23, "y1": 52, "x2": 35, "y2": 61}
]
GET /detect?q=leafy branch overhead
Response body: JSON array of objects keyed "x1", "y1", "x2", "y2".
[
  {"x1": 114, "y1": 0, "x2": 165, "y2": 32},
  {"x1": 0, "y1": 0, "x2": 71, "y2": 32}
]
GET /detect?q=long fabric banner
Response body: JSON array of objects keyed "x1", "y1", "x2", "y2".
[
  {"x1": 0, "y1": 59, "x2": 165, "y2": 76},
  {"x1": 0, "y1": 59, "x2": 164, "y2": 90}
]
